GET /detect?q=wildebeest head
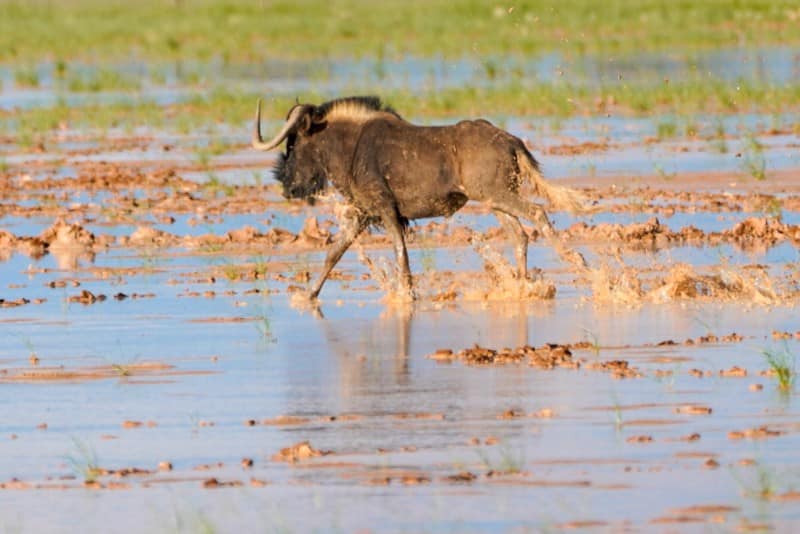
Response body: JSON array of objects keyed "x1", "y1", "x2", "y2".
[
  {"x1": 252, "y1": 97, "x2": 396, "y2": 203},
  {"x1": 251, "y1": 101, "x2": 326, "y2": 202}
]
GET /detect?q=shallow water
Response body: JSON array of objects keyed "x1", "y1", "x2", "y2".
[
  {"x1": 2, "y1": 48, "x2": 800, "y2": 528},
  {"x1": 2, "y1": 231, "x2": 800, "y2": 531},
  {"x1": 2, "y1": 45, "x2": 799, "y2": 110}
]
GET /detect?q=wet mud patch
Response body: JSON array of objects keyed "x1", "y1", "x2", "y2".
[{"x1": 0, "y1": 362, "x2": 215, "y2": 383}]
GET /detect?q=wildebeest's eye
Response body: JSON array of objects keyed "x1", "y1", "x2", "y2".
[{"x1": 286, "y1": 133, "x2": 297, "y2": 152}]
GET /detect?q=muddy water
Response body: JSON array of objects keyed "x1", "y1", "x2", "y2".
[
  {"x1": 3, "y1": 250, "x2": 800, "y2": 531},
  {"x1": 2, "y1": 69, "x2": 800, "y2": 529},
  {"x1": 2, "y1": 181, "x2": 800, "y2": 533}
]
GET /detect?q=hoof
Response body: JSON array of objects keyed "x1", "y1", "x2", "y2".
[
  {"x1": 385, "y1": 286, "x2": 416, "y2": 304},
  {"x1": 290, "y1": 291, "x2": 323, "y2": 317}
]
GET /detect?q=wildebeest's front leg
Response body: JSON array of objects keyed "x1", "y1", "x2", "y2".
[
  {"x1": 309, "y1": 207, "x2": 368, "y2": 299},
  {"x1": 493, "y1": 209, "x2": 529, "y2": 279}
]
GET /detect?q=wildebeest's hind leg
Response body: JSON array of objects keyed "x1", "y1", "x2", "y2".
[
  {"x1": 491, "y1": 195, "x2": 588, "y2": 270},
  {"x1": 490, "y1": 195, "x2": 555, "y2": 237},
  {"x1": 309, "y1": 209, "x2": 368, "y2": 299},
  {"x1": 381, "y1": 210, "x2": 413, "y2": 298},
  {"x1": 493, "y1": 209, "x2": 528, "y2": 279}
]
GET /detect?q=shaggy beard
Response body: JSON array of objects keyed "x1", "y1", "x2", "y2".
[{"x1": 272, "y1": 153, "x2": 323, "y2": 204}]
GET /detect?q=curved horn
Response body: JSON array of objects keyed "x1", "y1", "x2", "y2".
[{"x1": 251, "y1": 99, "x2": 309, "y2": 151}]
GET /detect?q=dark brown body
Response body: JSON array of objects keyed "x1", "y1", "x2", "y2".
[{"x1": 252, "y1": 96, "x2": 581, "y2": 299}]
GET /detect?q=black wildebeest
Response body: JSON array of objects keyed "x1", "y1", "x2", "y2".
[{"x1": 252, "y1": 96, "x2": 585, "y2": 299}]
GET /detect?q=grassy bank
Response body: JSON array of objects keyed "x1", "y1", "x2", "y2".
[
  {"x1": 1, "y1": 0, "x2": 799, "y2": 64},
  {"x1": 2, "y1": 79, "x2": 799, "y2": 140}
]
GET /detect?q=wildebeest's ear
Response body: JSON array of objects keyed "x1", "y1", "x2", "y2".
[
  {"x1": 297, "y1": 106, "x2": 327, "y2": 136},
  {"x1": 296, "y1": 112, "x2": 312, "y2": 136}
]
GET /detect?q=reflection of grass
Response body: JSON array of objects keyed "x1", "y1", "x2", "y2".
[
  {"x1": 65, "y1": 438, "x2": 102, "y2": 483},
  {"x1": 653, "y1": 162, "x2": 675, "y2": 181},
  {"x1": 255, "y1": 310, "x2": 276, "y2": 343},
  {"x1": 23, "y1": 337, "x2": 36, "y2": 355},
  {"x1": 166, "y1": 503, "x2": 218, "y2": 534},
  {"x1": 138, "y1": 247, "x2": 162, "y2": 273},
  {"x1": 732, "y1": 463, "x2": 784, "y2": 501},
  {"x1": 419, "y1": 246, "x2": 436, "y2": 273},
  {"x1": 582, "y1": 328, "x2": 601, "y2": 359},
  {"x1": 692, "y1": 314, "x2": 716, "y2": 337},
  {"x1": 476, "y1": 446, "x2": 525, "y2": 475},
  {"x1": 762, "y1": 343, "x2": 795, "y2": 392},
  {"x1": 607, "y1": 390, "x2": 624, "y2": 431}
]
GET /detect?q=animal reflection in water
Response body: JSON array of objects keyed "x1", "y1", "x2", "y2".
[
  {"x1": 252, "y1": 96, "x2": 587, "y2": 299},
  {"x1": 296, "y1": 301, "x2": 542, "y2": 406}
]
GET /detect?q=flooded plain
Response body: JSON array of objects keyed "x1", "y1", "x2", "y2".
[{"x1": 2, "y1": 50, "x2": 800, "y2": 532}]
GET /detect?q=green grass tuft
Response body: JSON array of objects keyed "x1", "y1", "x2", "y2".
[
  {"x1": 740, "y1": 133, "x2": 767, "y2": 181},
  {"x1": 762, "y1": 344, "x2": 795, "y2": 392}
]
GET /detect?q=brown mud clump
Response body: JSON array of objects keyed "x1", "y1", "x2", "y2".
[
  {"x1": 0, "y1": 478, "x2": 33, "y2": 490},
  {"x1": 40, "y1": 219, "x2": 96, "y2": 251},
  {"x1": 433, "y1": 343, "x2": 578, "y2": 369},
  {"x1": 727, "y1": 426, "x2": 784, "y2": 440},
  {"x1": 0, "y1": 361, "x2": 207, "y2": 384},
  {"x1": 444, "y1": 471, "x2": 478, "y2": 483},
  {"x1": 67, "y1": 290, "x2": 106, "y2": 305},
  {"x1": 122, "y1": 226, "x2": 177, "y2": 248},
  {"x1": 261, "y1": 415, "x2": 312, "y2": 426},
  {"x1": 565, "y1": 215, "x2": 800, "y2": 252},
  {"x1": 586, "y1": 359, "x2": 642, "y2": 379},
  {"x1": 1, "y1": 219, "x2": 109, "y2": 266},
  {"x1": 202, "y1": 478, "x2": 244, "y2": 488},
  {"x1": 566, "y1": 217, "x2": 671, "y2": 250},
  {"x1": 272, "y1": 441, "x2": 332, "y2": 463},
  {"x1": 295, "y1": 217, "x2": 332, "y2": 247},
  {"x1": 675, "y1": 405, "x2": 713, "y2": 415}
]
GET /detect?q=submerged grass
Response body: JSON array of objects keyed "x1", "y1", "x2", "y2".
[{"x1": 1, "y1": 1, "x2": 800, "y2": 63}]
